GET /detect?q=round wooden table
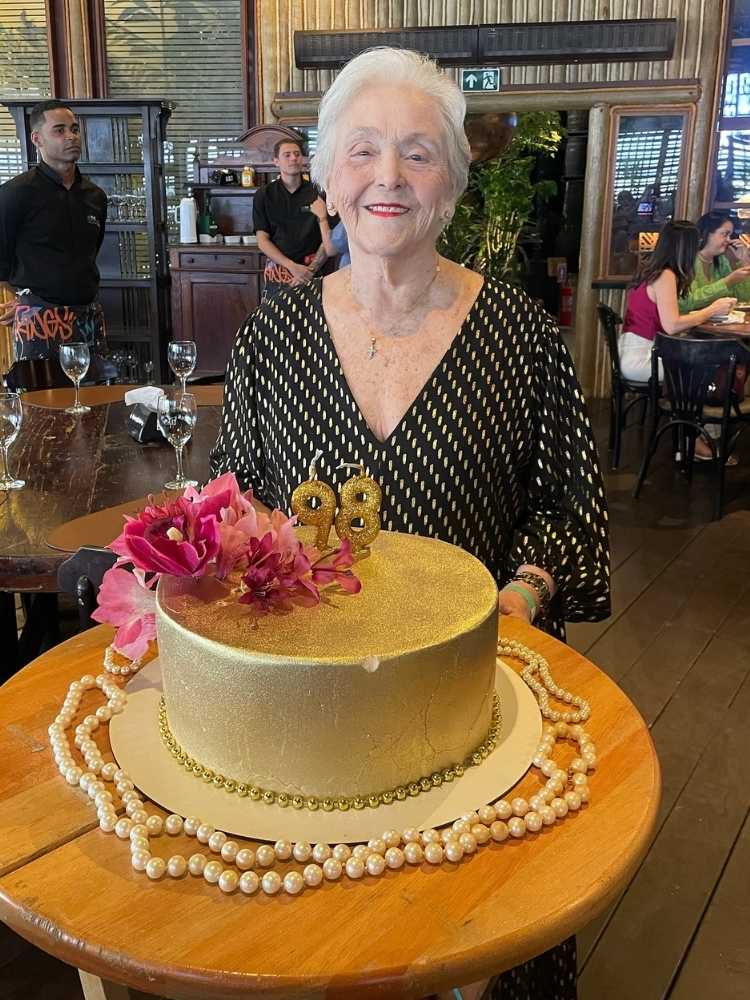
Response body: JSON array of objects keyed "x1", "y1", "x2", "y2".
[
  {"x1": 0, "y1": 619, "x2": 660, "y2": 999},
  {"x1": 21, "y1": 384, "x2": 223, "y2": 409}
]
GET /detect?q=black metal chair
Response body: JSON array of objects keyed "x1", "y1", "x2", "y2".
[
  {"x1": 633, "y1": 333, "x2": 750, "y2": 520},
  {"x1": 57, "y1": 546, "x2": 118, "y2": 632},
  {"x1": 187, "y1": 370, "x2": 225, "y2": 386},
  {"x1": 597, "y1": 303, "x2": 651, "y2": 469},
  {"x1": 7, "y1": 357, "x2": 70, "y2": 391}
]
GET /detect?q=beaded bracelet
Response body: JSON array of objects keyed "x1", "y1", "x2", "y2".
[
  {"x1": 513, "y1": 570, "x2": 551, "y2": 610},
  {"x1": 502, "y1": 582, "x2": 539, "y2": 620}
]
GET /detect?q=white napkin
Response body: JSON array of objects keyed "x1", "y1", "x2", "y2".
[{"x1": 124, "y1": 386, "x2": 165, "y2": 412}]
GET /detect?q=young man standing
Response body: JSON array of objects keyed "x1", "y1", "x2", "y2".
[
  {"x1": 0, "y1": 100, "x2": 109, "y2": 370},
  {"x1": 252, "y1": 137, "x2": 335, "y2": 299}
]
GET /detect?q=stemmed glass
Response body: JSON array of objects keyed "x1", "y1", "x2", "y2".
[
  {"x1": 157, "y1": 391, "x2": 198, "y2": 490},
  {"x1": 0, "y1": 391, "x2": 25, "y2": 490},
  {"x1": 59, "y1": 342, "x2": 91, "y2": 415},
  {"x1": 168, "y1": 340, "x2": 197, "y2": 394}
]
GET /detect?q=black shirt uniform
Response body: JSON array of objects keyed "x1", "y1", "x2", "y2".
[
  {"x1": 252, "y1": 178, "x2": 324, "y2": 264},
  {"x1": 0, "y1": 160, "x2": 107, "y2": 306}
]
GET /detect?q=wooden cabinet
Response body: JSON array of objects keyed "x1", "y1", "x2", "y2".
[{"x1": 169, "y1": 246, "x2": 263, "y2": 374}]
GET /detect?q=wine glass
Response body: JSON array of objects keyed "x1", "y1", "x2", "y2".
[
  {"x1": 0, "y1": 391, "x2": 25, "y2": 490},
  {"x1": 168, "y1": 340, "x2": 197, "y2": 394},
  {"x1": 59, "y1": 342, "x2": 91, "y2": 415},
  {"x1": 157, "y1": 391, "x2": 198, "y2": 490}
]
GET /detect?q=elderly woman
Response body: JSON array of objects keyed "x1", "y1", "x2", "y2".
[{"x1": 210, "y1": 48, "x2": 609, "y2": 999}]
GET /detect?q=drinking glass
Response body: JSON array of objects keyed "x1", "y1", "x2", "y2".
[
  {"x1": 157, "y1": 391, "x2": 198, "y2": 490},
  {"x1": 0, "y1": 391, "x2": 25, "y2": 490},
  {"x1": 59, "y1": 342, "x2": 91, "y2": 415},
  {"x1": 168, "y1": 340, "x2": 197, "y2": 394}
]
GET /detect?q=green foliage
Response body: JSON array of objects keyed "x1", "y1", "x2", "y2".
[{"x1": 439, "y1": 111, "x2": 564, "y2": 281}]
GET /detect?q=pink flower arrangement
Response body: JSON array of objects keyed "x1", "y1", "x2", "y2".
[{"x1": 92, "y1": 473, "x2": 361, "y2": 658}]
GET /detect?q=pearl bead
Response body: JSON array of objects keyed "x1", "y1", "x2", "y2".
[
  {"x1": 146, "y1": 815, "x2": 164, "y2": 836},
  {"x1": 322, "y1": 858, "x2": 343, "y2": 881},
  {"x1": 99, "y1": 815, "x2": 117, "y2": 833},
  {"x1": 524, "y1": 811, "x2": 543, "y2": 833},
  {"x1": 283, "y1": 871, "x2": 304, "y2": 895},
  {"x1": 511, "y1": 797, "x2": 529, "y2": 817},
  {"x1": 365, "y1": 853, "x2": 386, "y2": 876},
  {"x1": 208, "y1": 831, "x2": 227, "y2": 853},
  {"x1": 572, "y1": 772, "x2": 588, "y2": 788},
  {"x1": 146, "y1": 858, "x2": 166, "y2": 880},
  {"x1": 451, "y1": 819, "x2": 471, "y2": 836},
  {"x1": 462, "y1": 811, "x2": 480, "y2": 826},
  {"x1": 539, "y1": 805, "x2": 556, "y2": 826},
  {"x1": 196, "y1": 823, "x2": 214, "y2": 844},
  {"x1": 203, "y1": 861, "x2": 223, "y2": 884},
  {"x1": 424, "y1": 842, "x2": 444, "y2": 864},
  {"x1": 80, "y1": 674, "x2": 96, "y2": 688},
  {"x1": 564, "y1": 791, "x2": 582, "y2": 811},
  {"x1": 219, "y1": 870, "x2": 239, "y2": 894},
  {"x1": 165, "y1": 814, "x2": 183, "y2": 836},
  {"x1": 579, "y1": 786, "x2": 590, "y2": 803},
  {"x1": 256, "y1": 845, "x2": 276, "y2": 868},
  {"x1": 420, "y1": 829, "x2": 440, "y2": 845},
  {"x1": 302, "y1": 864, "x2": 323, "y2": 887},
  {"x1": 582, "y1": 752, "x2": 597, "y2": 769},
  {"x1": 444, "y1": 840, "x2": 464, "y2": 863},
  {"x1": 458, "y1": 833, "x2": 477, "y2": 854},
  {"x1": 345, "y1": 857, "x2": 364, "y2": 879},
  {"x1": 221, "y1": 841, "x2": 238, "y2": 863},
  {"x1": 332, "y1": 844, "x2": 351, "y2": 863},
  {"x1": 551, "y1": 797, "x2": 569, "y2": 818},
  {"x1": 114, "y1": 818, "x2": 133, "y2": 839},
  {"x1": 129, "y1": 824, "x2": 149, "y2": 842},
  {"x1": 508, "y1": 817, "x2": 526, "y2": 838},
  {"x1": 382, "y1": 829, "x2": 401, "y2": 848},
  {"x1": 130, "y1": 836, "x2": 150, "y2": 854},
  {"x1": 471, "y1": 824, "x2": 491, "y2": 845},
  {"x1": 273, "y1": 839, "x2": 292, "y2": 861},
  {"x1": 65, "y1": 766, "x2": 83, "y2": 786},
  {"x1": 187, "y1": 853, "x2": 207, "y2": 876},
  {"x1": 235, "y1": 848, "x2": 255, "y2": 871},
  {"x1": 94, "y1": 791, "x2": 113, "y2": 808},
  {"x1": 183, "y1": 816, "x2": 200, "y2": 837},
  {"x1": 239, "y1": 871, "x2": 260, "y2": 894},
  {"x1": 261, "y1": 871, "x2": 282, "y2": 895},
  {"x1": 528, "y1": 795, "x2": 546, "y2": 813},
  {"x1": 352, "y1": 844, "x2": 371, "y2": 861},
  {"x1": 477, "y1": 805, "x2": 497, "y2": 825},
  {"x1": 293, "y1": 841, "x2": 312, "y2": 863},
  {"x1": 384, "y1": 847, "x2": 405, "y2": 869},
  {"x1": 402, "y1": 827, "x2": 420, "y2": 843},
  {"x1": 116, "y1": 779, "x2": 134, "y2": 793},
  {"x1": 95, "y1": 706, "x2": 112, "y2": 722},
  {"x1": 490, "y1": 821, "x2": 509, "y2": 842},
  {"x1": 493, "y1": 799, "x2": 512, "y2": 820},
  {"x1": 167, "y1": 855, "x2": 187, "y2": 878},
  {"x1": 130, "y1": 810, "x2": 148, "y2": 826},
  {"x1": 570, "y1": 757, "x2": 588, "y2": 774},
  {"x1": 404, "y1": 842, "x2": 424, "y2": 864},
  {"x1": 312, "y1": 843, "x2": 331, "y2": 864},
  {"x1": 121, "y1": 790, "x2": 140, "y2": 805},
  {"x1": 131, "y1": 849, "x2": 151, "y2": 871},
  {"x1": 367, "y1": 838, "x2": 386, "y2": 855},
  {"x1": 440, "y1": 829, "x2": 458, "y2": 846}
]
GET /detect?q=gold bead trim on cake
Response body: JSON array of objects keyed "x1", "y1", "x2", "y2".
[{"x1": 157, "y1": 695, "x2": 502, "y2": 812}]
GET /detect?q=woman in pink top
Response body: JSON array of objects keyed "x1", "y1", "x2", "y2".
[{"x1": 619, "y1": 220, "x2": 736, "y2": 458}]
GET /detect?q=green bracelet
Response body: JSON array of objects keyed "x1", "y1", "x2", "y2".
[{"x1": 502, "y1": 582, "x2": 539, "y2": 620}]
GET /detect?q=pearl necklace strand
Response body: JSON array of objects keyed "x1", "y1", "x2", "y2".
[{"x1": 48, "y1": 640, "x2": 597, "y2": 898}]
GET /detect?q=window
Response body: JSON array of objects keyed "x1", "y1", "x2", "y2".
[
  {"x1": 0, "y1": 3, "x2": 50, "y2": 184},
  {"x1": 103, "y1": 0, "x2": 245, "y2": 230}
]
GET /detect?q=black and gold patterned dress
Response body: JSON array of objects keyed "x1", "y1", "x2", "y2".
[
  {"x1": 210, "y1": 277, "x2": 609, "y2": 999},
  {"x1": 210, "y1": 276, "x2": 610, "y2": 638}
]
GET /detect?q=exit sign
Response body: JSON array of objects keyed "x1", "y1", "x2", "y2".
[{"x1": 460, "y1": 68, "x2": 501, "y2": 93}]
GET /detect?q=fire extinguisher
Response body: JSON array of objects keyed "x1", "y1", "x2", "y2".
[{"x1": 559, "y1": 283, "x2": 574, "y2": 327}]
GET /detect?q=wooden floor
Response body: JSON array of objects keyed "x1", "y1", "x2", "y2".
[{"x1": 2, "y1": 399, "x2": 749, "y2": 999}]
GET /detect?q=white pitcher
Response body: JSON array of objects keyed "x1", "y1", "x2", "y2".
[{"x1": 177, "y1": 196, "x2": 198, "y2": 244}]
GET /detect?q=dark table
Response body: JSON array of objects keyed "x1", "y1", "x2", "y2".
[{"x1": 0, "y1": 398, "x2": 221, "y2": 669}]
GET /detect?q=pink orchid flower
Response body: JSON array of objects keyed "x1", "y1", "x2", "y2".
[
  {"x1": 91, "y1": 567, "x2": 157, "y2": 659},
  {"x1": 110, "y1": 495, "x2": 222, "y2": 577}
]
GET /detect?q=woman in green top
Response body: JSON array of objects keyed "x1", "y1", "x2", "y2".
[{"x1": 679, "y1": 212, "x2": 750, "y2": 312}]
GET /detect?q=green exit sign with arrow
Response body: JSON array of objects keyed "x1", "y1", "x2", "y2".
[{"x1": 460, "y1": 68, "x2": 501, "y2": 93}]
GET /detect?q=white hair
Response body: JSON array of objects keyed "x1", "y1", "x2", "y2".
[{"x1": 310, "y1": 47, "x2": 471, "y2": 202}]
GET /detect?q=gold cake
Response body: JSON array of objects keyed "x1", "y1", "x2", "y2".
[{"x1": 156, "y1": 531, "x2": 498, "y2": 804}]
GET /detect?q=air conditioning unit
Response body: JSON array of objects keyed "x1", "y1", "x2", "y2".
[{"x1": 294, "y1": 19, "x2": 676, "y2": 70}]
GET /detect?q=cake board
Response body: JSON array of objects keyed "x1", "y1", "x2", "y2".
[{"x1": 110, "y1": 657, "x2": 542, "y2": 844}]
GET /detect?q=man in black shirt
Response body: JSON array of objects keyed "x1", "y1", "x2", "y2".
[
  {"x1": 253, "y1": 137, "x2": 334, "y2": 299},
  {"x1": 0, "y1": 99, "x2": 108, "y2": 367}
]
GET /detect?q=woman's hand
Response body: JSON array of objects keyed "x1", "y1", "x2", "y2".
[
  {"x1": 498, "y1": 584, "x2": 536, "y2": 622},
  {"x1": 707, "y1": 296, "x2": 738, "y2": 317},
  {"x1": 729, "y1": 239, "x2": 750, "y2": 265},
  {"x1": 725, "y1": 266, "x2": 750, "y2": 287}
]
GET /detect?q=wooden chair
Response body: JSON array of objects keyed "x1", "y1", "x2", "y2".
[
  {"x1": 57, "y1": 547, "x2": 118, "y2": 632},
  {"x1": 596, "y1": 303, "x2": 651, "y2": 469},
  {"x1": 633, "y1": 334, "x2": 750, "y2": 520}
]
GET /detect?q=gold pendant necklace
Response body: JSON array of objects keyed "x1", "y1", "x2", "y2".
[{"x1": 349, "y1": 259, "x2": 441, "y2": 360}]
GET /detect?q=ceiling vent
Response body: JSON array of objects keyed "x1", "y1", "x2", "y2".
[{"x1": 294, "y1": 19, "x2": 676, "y2": 70}]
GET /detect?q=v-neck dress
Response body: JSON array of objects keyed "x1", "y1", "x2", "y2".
[{"x1": 209, "y1": 277, "x2": 610, "y2": 636}]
